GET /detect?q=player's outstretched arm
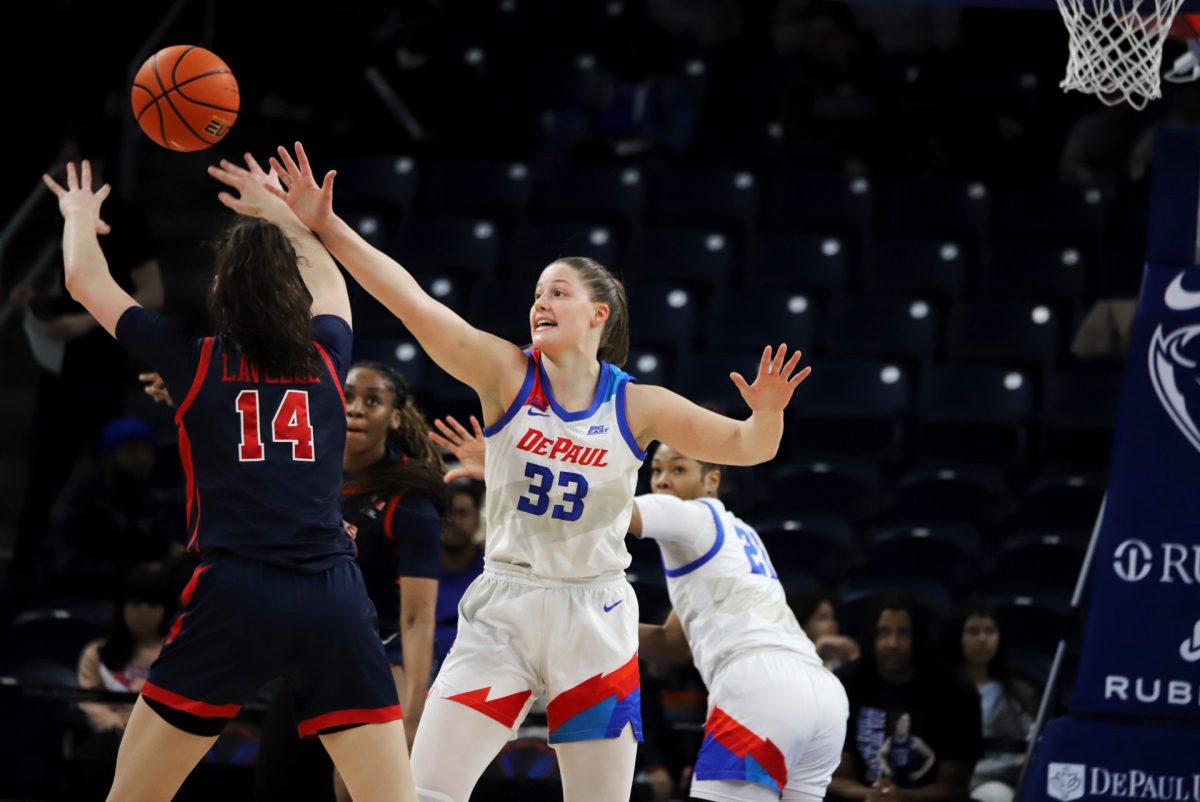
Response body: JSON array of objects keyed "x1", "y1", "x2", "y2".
[
  {"x1": 44, "y1": 161, "x2": 137, "y2": 337},
  {"x1": 627, "y1": 344, "x2": 811, "y2": 466},
  {"x1": 208, "y1": 153, "x2": 351, "y2": 325},
  {"x1": 638, "y1": 610, "x2": 691, "y2": 666},
  {"x1": 271, "y1": 142, "x2": 525, "y2": 407}
]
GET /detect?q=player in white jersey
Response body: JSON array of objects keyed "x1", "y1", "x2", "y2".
[
  {"x1": 633, "y1": 445, "x2": 848, "y2": 802},
  {"x1": 273, "y1": 142, "x2": 812, "y2": 802}
]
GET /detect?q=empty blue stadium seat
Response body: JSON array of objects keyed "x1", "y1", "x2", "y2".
[
  {"x1": 627, "y1": 283, "x2": 698, "y2": 356},
  {"x1": 750, "y1": 231, "x2": 852, "y2": 301},
  {"x1": 423, "y1": 159, "x2": 533, "y2": 223},
  {"x1": 916, "y1": 363, "x2": 1036, "y2": 466},
  {"x1": 1000, "y1": 183, "x2": 1106, "y2": 243},
  {"x1": 1041, "y1": 365, "x2": 1123, "y2": 470},
  {"x1": 947, "y1": 301, "x2": 1061, "y2": 372},
  {"x1": 649, "y1": 166, "x2": 760, "y2": 235},
  {"x1": 825, "y1": 296, "x2": 940, "y2": 366},
  {"x1": 887, "y1": 464, "x2": 1006, "y2": 528},
  {"x1": 671, "y1": 350, "x2": 764, "y2": 414},
  {"x1": 533, "y1": 163, "x2": 645, "y2": 237},
  {"x1": 703, "y1": 288, "x2": 818, "y2": 351},
  {"x1": 982, "y1": 240, "x2": 1088, "y2": 311},
  {"x1": 863, "y1": 523, "x2": 982, "y2": 592},
  {"x1": 336, "y1": 153, "x2": 419, "y2": 218},
  {"x1": 394, "y1": 217, "x2": 504, "y2": 280},
  {"x1": 990, "y1": 532, "x2": 1087, "y2": 596},
  {"x1": 765, "y1": 171, "x2": 874, "y2": 241},
  {"x1": 632, "y1": 226, "x2": 735, "y2": 290},
  {"x1": 788, "y1": 358, "x2": 912, "y2": 460},
  {"x1": 865, "y1": 236, "x2": 970, "y2": 305},
  {"x1": 883, "y1": 176, "x2": 991, "y2": 245},
  {"x1": 762, "y1": 458, "x2": 882, "y2": 521},
  {"x1": 352, "y1": 337, "x2": 431, "y2": 392},
  {"x1": 508, "y1": 221, "x2": 621, "y2": 277}
]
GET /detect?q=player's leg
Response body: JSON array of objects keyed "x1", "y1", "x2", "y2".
[
  {"x1": 410, "y1": 570, "x2": 542, "y2": 801},
  {"x1": 332, "y1": 663, "x2": 407, "y2": 802},
  {"x1": 545, "y1": 578, "x2": 642, "y2": 802},
  {"x1": 106, "y1": 697, "x2": 220, "y2": 802},
  {"x1": 320, "y1": 720, "x2": 415, "y2": 802},
  {"x1": 109, "y1": 559, "x2": 264, "y2": 801},
  {"x1": 410, "y1": 694, "x2": 524, "y2": 802},
  {"x1": 555, "y1": 725, "x2": 640, "y2": 802}
]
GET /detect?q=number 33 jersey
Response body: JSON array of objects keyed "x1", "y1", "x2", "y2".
[
  {"x1": 635, "y1": 495, "x2": 822, "y2": 687},
  {"x1": 116, "y1": 307, "x2": 355, "y2": 572},
  {"x1": 482, "y1": 350, "x2": 646, "y2": 579}
]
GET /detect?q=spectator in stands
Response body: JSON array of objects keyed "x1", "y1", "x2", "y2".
[
  {"x1": 830, "y1": 593, "x2": 982, "y2": 802},
  {"x1": 45, "y1": 416, "x2": 181, "y2": 598},
  {"x1": 10, "y1": 146, "x2": 162, "y2": 585},
  {"x1": 951, "y1": 602, "x2": 1036, "y2": 802},
  {"x1": 69, "y1": 562, "x2": 178, "y2": 799},
  {"x1": 791, "y1": 588, "x2": 862, "y2": 671}
]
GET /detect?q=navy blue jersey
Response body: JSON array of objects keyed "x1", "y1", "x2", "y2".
[
  {"x1": 343, "y1": 479, "x2": 441, "y2": 641},
  {"x1": 116, "y1": 308, "x2": 355, "y2": 572}
]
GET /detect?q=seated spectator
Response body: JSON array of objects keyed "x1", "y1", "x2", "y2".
[
  {"x1": 69, "y1": 562, "x2": 177, "y2": 799},
  {"x1": 791, "y1": 587, "x2": 862, "y2": 671},
  {"x1": 435, "y1": 477, "x2": 485, "y2": 667},
  {"x1": 830, "y1": 593, "x2": 982, "y2": 802},
  {"x1": 952, "y1": 602, "x2": 1036, "y2": 802},
  {"x1": 45, "y1": 416, "x2": 182, "y2": 597}
]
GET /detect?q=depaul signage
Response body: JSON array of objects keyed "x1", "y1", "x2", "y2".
[
  {"x1": 1070, "y1": 263, "x2": 1200, "y2": 720},
  {"x1": 1022, "y1": 718, "x2": 1200, "y2": 802}
]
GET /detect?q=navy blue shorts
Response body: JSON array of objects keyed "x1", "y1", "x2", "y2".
[{"x1": 142, "y1": 556, "x2": 402, "y2": 738}]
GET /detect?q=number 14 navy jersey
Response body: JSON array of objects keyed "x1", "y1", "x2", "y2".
[{"x1": 117, "y1": 308, "x2": 355, "y2": 572}]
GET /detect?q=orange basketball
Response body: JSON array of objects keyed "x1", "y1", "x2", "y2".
[{"x1": 131, "y1": 45, "x2": 239, "y2": 152}]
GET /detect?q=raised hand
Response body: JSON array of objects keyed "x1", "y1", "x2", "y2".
[
  {"x1": 729, "y1": 344, "x2": 811, "y2": 414},
  {"x1": 428, "y1": 415, "x2": 486, "y2": 482},
  {"x1": 42, "y1": 161, "x2": 111, "y2": 235},
  {"x1": 207, "y1": 152, "x2": 291, "y2": 221},
  {"x1": 269, "y1": 142, "x2": 336, "y2": 233}
]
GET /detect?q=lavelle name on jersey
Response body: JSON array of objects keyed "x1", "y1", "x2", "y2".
[
  {"x1": 516, "y1": 427, "x2": 610, "y2": 467},
  {"x1": 220, "y1": 353, "x2": 323, "y2": 385}
]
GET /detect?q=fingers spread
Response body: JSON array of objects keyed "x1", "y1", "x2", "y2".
[
  {"x1": 42, "y1": 174, "x2": 66, "y2": 197},
  {"x1": 276, "y1": 145, "x2": 301, "y2": 178},
  {"x1": 788, "y1": 366, "x2": 812, "y2": 387},
  {"x1": 730, "y1": 372, "x2": 750, "y2": 393},
  {"x1": 269, "y1": 156, "x2": 293, "y2": 186},
  {"x1": 66, "y1": 162, "x2": 78, "y2": 191}
]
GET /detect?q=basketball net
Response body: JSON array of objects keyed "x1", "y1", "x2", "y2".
[{"x1": 1056, "y1": 0, "x2": 1188, "y2": 109}]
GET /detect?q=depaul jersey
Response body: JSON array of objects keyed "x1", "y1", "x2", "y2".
[
  {"x1": 635, "y1": 495, "x2": 822, "y2": 687},
  {"x1": 482, "y1": 350, "x2": 645, "y2": 579},
  {"x1": 116, "y1": 307, "x2": 355, "y2": 572}
]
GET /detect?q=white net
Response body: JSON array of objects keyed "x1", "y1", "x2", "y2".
[{"x1": 1057, "y1": 0, "x2": 1188, "y2": 109}]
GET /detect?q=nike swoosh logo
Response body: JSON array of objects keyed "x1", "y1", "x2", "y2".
[
  {"x1": 603, "y1": 600, "x2": 623, "y2": 612},
  {"x1": 527, "y1": 409, "x2": 550, "y2": 417},
  {"x1": 1166, "y1": 270, "x2": 1200, "y2": 311}
]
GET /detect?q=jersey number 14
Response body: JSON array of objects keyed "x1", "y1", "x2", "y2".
[{"x1": 236, "y1": 390, "x2": 315, "y2": 462}]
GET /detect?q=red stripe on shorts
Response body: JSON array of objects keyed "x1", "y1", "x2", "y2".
[
  {"x1": 142, "y1": 681, "x2": 241, "y2": 718},
  {"x1": 297, "y1": 704, "x2": 404, "y2": 737}
]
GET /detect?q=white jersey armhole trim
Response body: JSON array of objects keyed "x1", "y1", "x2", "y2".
[{"x1": 483, "y1": 353, "x2": 536, "y2": 438}]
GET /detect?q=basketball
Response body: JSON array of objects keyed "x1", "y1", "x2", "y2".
[{"x1": 130, "y1": 45, "x2": 239, "y2": 152}]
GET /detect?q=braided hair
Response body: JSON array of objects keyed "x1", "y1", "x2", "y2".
[{"x1": 347, "y1": 361, "x2": 449, "y2": 517}]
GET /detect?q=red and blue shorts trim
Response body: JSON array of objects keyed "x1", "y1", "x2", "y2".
[
  {"x1": 546, "y1": 653, "x2": 643, "y2": 744},
  {"x1": 695, "y1": 706, "x2": 788, "y2": 794}
]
